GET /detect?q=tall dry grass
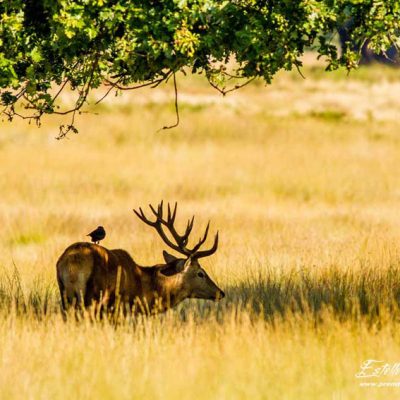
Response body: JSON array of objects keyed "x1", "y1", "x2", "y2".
[{"x1": 1, "y1": 63, "x2": 400, "y2": 399}]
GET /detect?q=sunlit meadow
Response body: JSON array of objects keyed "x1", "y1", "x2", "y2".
[{"x1": 1, "y1": 60, "x2": 400, "y2": 399}]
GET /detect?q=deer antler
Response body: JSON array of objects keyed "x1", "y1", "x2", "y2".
[{"x1": 133, "y1": 201, "x2": 218, "y2": 258}]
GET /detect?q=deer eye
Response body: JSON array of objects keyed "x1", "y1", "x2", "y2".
[{"x1": 197, "y1": 271, "x2": 205, "y2": 278}]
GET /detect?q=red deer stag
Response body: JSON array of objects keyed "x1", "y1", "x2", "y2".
[{"x1": 56, "y1": 202, "x2": 224, "y2": 314}]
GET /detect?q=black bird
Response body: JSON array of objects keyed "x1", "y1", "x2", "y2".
[{"x1": 87, "y1": 226, "x2": 106, "y2": 244}]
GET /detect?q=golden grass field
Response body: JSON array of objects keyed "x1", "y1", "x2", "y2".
[{"x1": 2, "y1": 59, "x2": 400, "y2": 399}]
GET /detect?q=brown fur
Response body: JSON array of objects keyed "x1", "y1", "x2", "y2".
[{"x1": 56, "y1": 242, "x2": 224, "y2": 314}]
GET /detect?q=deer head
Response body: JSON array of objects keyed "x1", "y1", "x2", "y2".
[{"x1": 134, "y1": 201, "x2": 225, "y2": 301}]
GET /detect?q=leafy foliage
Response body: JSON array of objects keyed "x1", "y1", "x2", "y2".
[{"x1": 1, "y1": 0, "x2": 399, "y2": 135}]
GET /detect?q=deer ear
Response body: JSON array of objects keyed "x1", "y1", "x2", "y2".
[
  {"x1": 160, "y1": 257, "x2": 190, "y2": 276},
  {"x1": 163, "y1": 250, "x2": 178, "y2": 264}
]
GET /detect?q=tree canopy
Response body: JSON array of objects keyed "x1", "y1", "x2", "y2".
[{"x1": 1, "y1": 0, "x2": 399, "y2": 136}]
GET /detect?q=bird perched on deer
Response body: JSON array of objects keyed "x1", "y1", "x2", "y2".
[{"x1": 87, "y1": 226, "x2": 106, "y2": 244}]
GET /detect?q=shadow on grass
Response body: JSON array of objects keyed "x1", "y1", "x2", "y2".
[{"x1": 183, "y1": 265, "x2": 400, "y2": 325}]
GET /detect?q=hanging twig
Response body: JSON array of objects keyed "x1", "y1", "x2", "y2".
[
  {"x1": 295, "y1": 63, "x2": 306, "y2": 79},
  {"x1": 158, "y1": 72, "x2": 180, "y2": 131}
]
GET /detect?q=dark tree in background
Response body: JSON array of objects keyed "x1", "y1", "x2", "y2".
[
  {"x1": 1, "y1": 0, "x2": 399, "y2": 136},
  {"x1": 338, "y1": 17, "x2": 400, "y2": 66}
]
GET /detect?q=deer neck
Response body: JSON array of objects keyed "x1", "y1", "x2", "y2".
[
  {"x1": 136, "y1": 266, "x2": 188, "y2": 312},
  {"x1": 157, "y1": 272, "x2": 188, "y2": 308}
]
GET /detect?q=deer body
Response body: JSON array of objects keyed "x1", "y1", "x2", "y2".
[{"x1": 57, "y1": 202, "x2": 224, "y2": 314}]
